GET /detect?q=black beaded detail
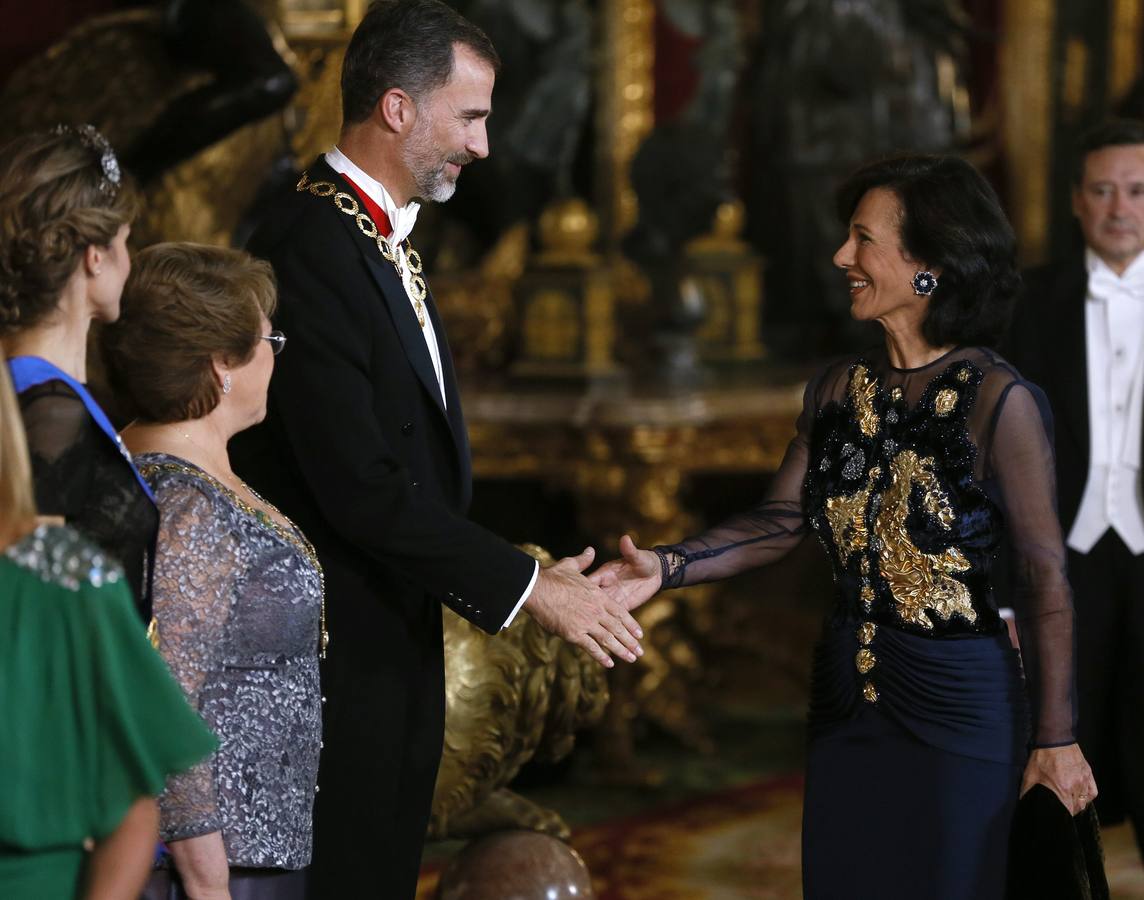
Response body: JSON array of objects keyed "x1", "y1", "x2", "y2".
[{"x1": 803, "y1": 358, "x2": 1002, "y2": 637}]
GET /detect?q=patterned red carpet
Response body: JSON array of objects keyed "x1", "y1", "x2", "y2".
[
  {"x1": 572, "y1": 775, "x2": 804, "y2": 900},
  {"x1": 418, "y1": 774, "x2": 1144, "y2": 899},
  {"x1": 417, "y1": 549, "x2": 1144, "y2": 898}
]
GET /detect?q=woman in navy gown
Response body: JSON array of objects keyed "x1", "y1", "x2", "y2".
[{"x1": 592, "y1": 154, "x2": 1098, "y2": 899}]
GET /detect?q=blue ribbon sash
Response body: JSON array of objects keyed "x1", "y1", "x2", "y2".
[{"x1": 7, "y1": 355, "x2": 156, "y2": 503}]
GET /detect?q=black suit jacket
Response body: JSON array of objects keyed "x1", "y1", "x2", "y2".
[
  {"x1": 1014, "y1": 256, "x2": 1144, "y2": 535},
  {"x1": 232, "y1": 156, "x2": 534, "y2": 635},
  {"x1": 231, "y1": 158, "x2": 537, "y2": 891},
  {"x1": 1009, "y1": 259, "x2": 1094, "y2": 532}
]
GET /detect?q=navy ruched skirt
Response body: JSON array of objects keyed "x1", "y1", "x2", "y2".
[{"x1": 801, "y1": 619, "x2": 1029, "y2": 900}]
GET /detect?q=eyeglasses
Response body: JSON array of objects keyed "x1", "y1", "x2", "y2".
[{"x1": 261, "y1": 330, "x2": 287, "y2": 355}]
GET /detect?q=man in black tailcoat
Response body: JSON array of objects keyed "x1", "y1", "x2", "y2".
[
  {"x1": 232, "y1": 2, "x2": 645, "y2": 895},
  {"x1": 1009, "y1": 119, "x2": 1144, "y2": 861}
]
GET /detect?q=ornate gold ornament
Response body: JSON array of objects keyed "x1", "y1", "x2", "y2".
[
  {"x1": 512, "y1": 199, "x2": 619, "y2": 382},
  {"x1": 855, "y1": 648, "x2": 877, "y2": 674},
  {"x1": 857, "y1": 622, "x2": 877, "y2": 645},
  {"x1": 849, "y1": 365, "x2": 880, "y2": 438},
  {"x1": 597, "y1": 0, "x2": 655, "y2": 241},
  {"x1": 685, "y1": 199, "x2": 766, "y2": 362},
  {"x1": 823, "y1": 366, "x2": 977, "y2": 631},
  {"x1": 296, "y1": 172, "x2": 428, "y2": 327},
  {"x1": 934, "y1": 387, "x2": 959, "y2": 417},
  {"x1": 872, "y1": 450, "x2": 975, "y2": 629},
  {"x1": 1001, "y1": 0, "x2": 1054, "y2": 265},
  {"x1": 430, "y1": 545, "x2": 608, "y2": 840},
  {"x1": 825, "y1": 478, "x2": 875, "y2": 564},
  {"x1": 862, "y1": 681, "x2": 879, "y2": 704},
  {"x1": 464, "y1": 376, "x2": 805, "y2": 779}
]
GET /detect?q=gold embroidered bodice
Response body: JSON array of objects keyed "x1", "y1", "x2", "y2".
[{"x1": 654, "y1": 346, "x2": 1077, "y2": 746}]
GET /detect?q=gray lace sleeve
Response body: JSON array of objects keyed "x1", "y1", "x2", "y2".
[{"x1": 152, "y1": 477, "x2": 240, "y2": 842}]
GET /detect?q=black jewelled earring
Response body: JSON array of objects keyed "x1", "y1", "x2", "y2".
[{"x1": 912, "y1": 271, "x2": 939, "y2": 296}]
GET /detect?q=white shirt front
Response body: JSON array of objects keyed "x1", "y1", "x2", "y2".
[
  {"x1": 325, "y1": 147, "x2": 447, "y2": 409},
  {"x1": 1067, "y1": 248, "x2": 1144, "y2": 554},
  {"x1": 324, "y1": 147, "x2": 538, "y2": 625}
]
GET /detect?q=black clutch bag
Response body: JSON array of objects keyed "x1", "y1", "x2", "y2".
[{"x1": 1007, "y1": 784, "x2": 1110, "y2": 900}]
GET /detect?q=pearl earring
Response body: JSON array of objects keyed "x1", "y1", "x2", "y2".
[{"x1": 223, "y1": 374, "x2": 232, "y2": 395}]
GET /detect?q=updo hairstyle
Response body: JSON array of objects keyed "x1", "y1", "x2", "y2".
[{"x1": 0, "y1": 127, "x2": 139, "y2": 336}]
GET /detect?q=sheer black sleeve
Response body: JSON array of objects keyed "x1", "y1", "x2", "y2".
[
  {"x1": 987, "y1": 380, "x2": 1077, "y2": 747},
  {"x1": 17, "y1": 381, "x2": 158, "y2": 618},
  {"x1": 654, "y1": 378, "x2": 814, "y2": 589},
  {"x1": 19, "y1": 382, "x2": 97, "y2": 519}
]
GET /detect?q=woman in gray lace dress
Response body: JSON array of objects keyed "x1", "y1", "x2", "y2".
[{"x1": 102, "y1": 242, "x2": 325, "y2": 900}]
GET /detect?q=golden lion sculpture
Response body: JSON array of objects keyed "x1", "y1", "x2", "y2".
[{"x1": 431, "y1": 545, "x2": 608, "y2": 840}]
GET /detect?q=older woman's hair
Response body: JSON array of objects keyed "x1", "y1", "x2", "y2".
[
  {"x1": 0, "y1": 361, "x2": 37, "y2": 545},
  {"x1": 103, "y1": 242, "x2": 277, "y2": 423},
  {"x1": 836, "y1": 154, "x2": 1021, "y2": 348},
  {"x1": 0, "y1": 128, "x2": 139, "y2": 336}
]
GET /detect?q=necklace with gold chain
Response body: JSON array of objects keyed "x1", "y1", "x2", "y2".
[
  {"x1": 144, "y1": 439, "x2": 329, "y2": 659},
  {"x1": 296, "y1": 171, "x2": 428, "y2": 328}
]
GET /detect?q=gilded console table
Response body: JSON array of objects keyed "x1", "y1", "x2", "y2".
[{"x1": 463, "y1": 375, "x2": 807, "y2": 776}]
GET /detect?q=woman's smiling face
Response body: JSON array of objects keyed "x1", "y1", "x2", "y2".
[{"x1": 832, "y1": 187, "x2": 932, "y2": 327}]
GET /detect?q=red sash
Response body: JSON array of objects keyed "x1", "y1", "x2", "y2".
[{"x1": 340, "y1": 172, "x2": 394, "y2": 239}]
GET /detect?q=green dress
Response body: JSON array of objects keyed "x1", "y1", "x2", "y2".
[{"x1": 0, "y1": 525, "x2": 217, "y2": 899}]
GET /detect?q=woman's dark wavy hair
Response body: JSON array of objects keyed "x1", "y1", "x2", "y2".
[{"x1": 836, "y1": 154, "x2": 1021, "y2": 348}]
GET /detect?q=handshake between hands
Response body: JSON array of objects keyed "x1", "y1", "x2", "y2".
[{"x1": 523, "y1": 535, "x2": 666, "y2": 669}]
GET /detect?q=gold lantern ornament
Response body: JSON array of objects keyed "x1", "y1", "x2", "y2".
[
  {"x1": 683, "y1": 199, "x2": 766, "y2": 364},
  {"x1": 511, "y1": 198, "x2": 622, "y2": 384}
]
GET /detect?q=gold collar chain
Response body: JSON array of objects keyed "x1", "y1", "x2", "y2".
[{"x1": 297, "y1": 172, "x2": 428, "y2": 328}]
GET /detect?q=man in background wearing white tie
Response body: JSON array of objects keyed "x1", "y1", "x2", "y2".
[{"x1": 1010, "y1": 118, "x2": 1144, "y2": 861}]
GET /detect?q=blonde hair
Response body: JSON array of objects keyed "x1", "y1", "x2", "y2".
[
  {"x1": 0, "y1": 128, "x2": 140, "y2": 336},
  {"x1": 0, "y1": 362, "x2": 37, "y2": 548}
]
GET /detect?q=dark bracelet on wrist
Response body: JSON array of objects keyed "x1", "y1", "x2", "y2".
[
  {"x1": 1029, "y1": 739, "x2": 1078, "y2": 750},
  {"x1": 652, "y1": 546, "x2": 683, "y2": 590}
]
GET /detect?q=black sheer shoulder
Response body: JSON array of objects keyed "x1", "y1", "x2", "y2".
[
  {"x1": 17, "y1": 379, "x2": 158, "y2": 622},
  {"x1": 20, "y1": 381, "x2": 99, "y2": 521},
  {"x1": 18, "y1": 381, "x2": 90, "y2": 466}
]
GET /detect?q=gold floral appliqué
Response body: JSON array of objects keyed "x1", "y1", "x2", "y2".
[
  {"x1": 934, "y1": 388, "x2": 959, "y2": 417},
  {"x1": 824, "y1": 466, "x2": 880, "y2": 563},
  {"x1": 872, "y1": 450, "x2": 975, "y2": 629},
  {"x1": 849, "y1": 365, "x2": 880, "y2": 438}
]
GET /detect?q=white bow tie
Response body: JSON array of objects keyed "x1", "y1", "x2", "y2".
[
  {"x1": 385, "y1": 202, "x2": 419, "y2": 249},
  {"x1": 1090, "y1": 264, "x2": 1144, "y2": 302}
]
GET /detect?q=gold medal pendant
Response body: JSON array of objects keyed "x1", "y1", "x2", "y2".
[
  {"x1": 399, "y1": 242, "x2": 429, "y2": 329},
  {"x1": 298, "y1": 173, "x2": 429, "y2": 329}
]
